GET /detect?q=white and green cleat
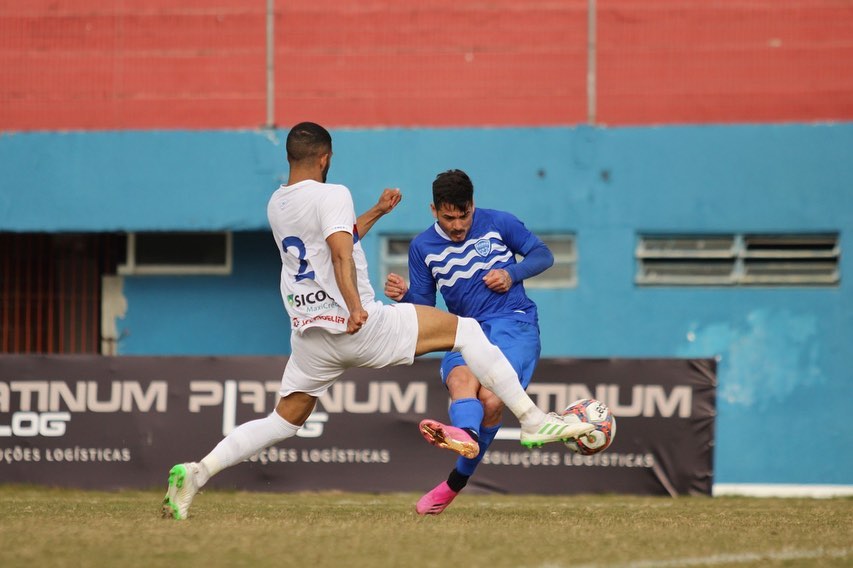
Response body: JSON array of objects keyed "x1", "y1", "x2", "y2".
[
  {"x1": 161, "y1": 462, "x2": 200, "y2": 520},
  {"x1": 520, "y1": 412, "x2": 596, "y2": 448}
]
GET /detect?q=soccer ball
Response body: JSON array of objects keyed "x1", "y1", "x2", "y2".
[{"x1": 561, "y1": 398, "x2": 616, "y2": 455}]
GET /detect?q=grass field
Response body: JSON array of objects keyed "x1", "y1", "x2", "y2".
[{"x1": 0, "y1": 486, "x2": 850, "y2": 568}]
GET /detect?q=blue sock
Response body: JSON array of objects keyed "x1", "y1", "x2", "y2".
[
  {"x1": 449, "y1": 398, "x2": 484, "y2": 436},
  {"x1": 455, "y1": 423, "x2": 501, "y2": 477}
]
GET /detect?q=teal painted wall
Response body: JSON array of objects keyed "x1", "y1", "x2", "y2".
[
  {"x1": 2, "y1": 124, "x2": 851, "y2": 485},
  {"x1": 119, "y1": 231, "x2": 288, "y2": 355}
]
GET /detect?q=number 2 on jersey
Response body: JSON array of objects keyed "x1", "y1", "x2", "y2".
[{"x1": 282, "y1": 236, "x2": 315, "y2": 282}]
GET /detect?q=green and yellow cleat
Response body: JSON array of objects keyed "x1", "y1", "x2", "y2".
[{"x1": 520, "y1": 412, "x2": 595, "y2": 448}]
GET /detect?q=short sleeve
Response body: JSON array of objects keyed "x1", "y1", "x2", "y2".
[{"x1": 320, "y1": 185, "x2": 356, "y2": 239}]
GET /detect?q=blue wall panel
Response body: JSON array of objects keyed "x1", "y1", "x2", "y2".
[
  {"x1": 0, "y1": 130, "x2": 285, "y2": 231},
  {"x1": 119, "y1": 231, "x2": 290, "y2": 356},
  {"x1": 2, "y1": 123, "x2": 851, "y2": 486}
]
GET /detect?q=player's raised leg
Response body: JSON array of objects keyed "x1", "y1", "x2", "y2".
[
  {"x1": 418, "y1": 349, "x2": 526, "y2": 515},
  {"x1": 418, "y1": 368, "x2": 484, "y2": 463},
  {"x1": 418, "y1": 419, "x2": 480, "y2": 459},
  {"x1": 412, "y1": 305, "x2": 593, "y2": 448}
]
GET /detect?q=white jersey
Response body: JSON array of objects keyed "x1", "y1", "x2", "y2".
[{"x1": 267, "y1": 179, "x2": 380, "y2": 334}]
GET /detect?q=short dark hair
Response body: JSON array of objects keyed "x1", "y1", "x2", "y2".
[
  {"x1": 432, "y1": 169, "x2": 474, "y2": 211},
  {"x1": 286, "y1": 122, "x2": 332, "y2": 162}
]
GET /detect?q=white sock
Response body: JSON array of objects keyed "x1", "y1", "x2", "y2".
[
  {"x1": 452, "y1": 317, "x2": 546, "y2": 429},
  {"x1": 197, "y1": 411, "x2": 300, "y2": 486}
]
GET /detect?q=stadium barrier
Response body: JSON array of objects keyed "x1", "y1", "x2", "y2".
[{"x1": 0, "y1": 356, "x2": 715, "y2": 496}]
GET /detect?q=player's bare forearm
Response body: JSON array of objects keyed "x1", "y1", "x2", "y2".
[
  {"x1": 332, "y1": 255, "x2": 361, "y2": 311},
  {"x1": 332, "y1": 255, "x2": 367, "y2": 334},
  {"x1": 326, "y1": 231, "x2": 366, "y2": 333},
  {"x1": 357, "y1": 188, "x2": 402, "y2": 238}
]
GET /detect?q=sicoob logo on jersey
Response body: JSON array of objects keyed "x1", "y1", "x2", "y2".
[
  {"x1": 287, "y1": 291, "x2": 338, "y2": 312},
  {"x1": 475, "y1": 239, "x2": 492, "y2": 256}
]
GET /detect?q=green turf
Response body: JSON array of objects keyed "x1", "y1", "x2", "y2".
[{"x1": 0, "y1": 486, "x2": 850, "y2": 567}]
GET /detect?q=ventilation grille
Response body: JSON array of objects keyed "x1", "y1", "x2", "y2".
[{"x1": 637, "y1": 234, "x2": 840, "y2": 286}]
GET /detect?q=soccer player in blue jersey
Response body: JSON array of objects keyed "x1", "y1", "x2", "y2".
[{"x1": 384, "y1": 169, "x2": 556, "y2": 515}]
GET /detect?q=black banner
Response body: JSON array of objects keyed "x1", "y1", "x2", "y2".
[{"x1": 0, "y1": 355, "x2": 715, "y2": 495}]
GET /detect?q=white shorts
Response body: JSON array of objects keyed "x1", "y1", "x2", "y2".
[{"x1": 279, "y1": 302, "x2": 418, "y2": 397}]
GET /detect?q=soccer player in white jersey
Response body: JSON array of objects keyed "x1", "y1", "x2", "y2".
[
  {"x1": 161, "y1": 123, "x2": 592, "y2": 520},
  {"x1": 384, "y1": 169, "x2": 559, "y2": 515}
]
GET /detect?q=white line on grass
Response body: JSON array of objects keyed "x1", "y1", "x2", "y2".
[
  {"x1": 713, "y1": 483, "x2": 853, "y2": 498},
  {"x1": 542, "y1": 547, "x2": 851, "y2": 568}
]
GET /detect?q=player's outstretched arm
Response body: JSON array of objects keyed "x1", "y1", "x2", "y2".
[{"x1": 356, "y1": 188, "x2": 402, "y2": 238}]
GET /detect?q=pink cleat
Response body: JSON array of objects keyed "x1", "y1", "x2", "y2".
[
  {"x1": 416, "y1": 481, "x2": 459, "y2": 515},
  {"x1": 419, "y1": 419, "x2": 479, "y2": 459}
]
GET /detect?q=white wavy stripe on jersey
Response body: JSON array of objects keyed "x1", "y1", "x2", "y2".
[
  {"x1": 436, "y1": 251, "x2": 514, "y2": 290},
  {"x1": 429, "y1": 242, "x2": 510, "y2": 277},
  {"x1": 424, "y1": 231, "x2": 502, "y2": 264}
]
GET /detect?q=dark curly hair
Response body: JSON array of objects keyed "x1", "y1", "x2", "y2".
[{"x1": 432, "y1": 169, "x2": 474, "y2": 211}]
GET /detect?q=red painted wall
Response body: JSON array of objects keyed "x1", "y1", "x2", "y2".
[
  {"x1": 597, "y1": 0, "x2": 853, "y2": 125},
  {"x1": 0, "y1": 0, "x2": 267, "y2": 130},
  {"x1": 1, "y1": 1, "x2": 851, "y2": 130},
  {"x1": 273, "y1": 1, "x2": 588, "y2": 128}
]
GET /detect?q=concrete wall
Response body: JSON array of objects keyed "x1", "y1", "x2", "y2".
[{"x1": 1, "y1": 123, "x2": 851, "y2": 486}]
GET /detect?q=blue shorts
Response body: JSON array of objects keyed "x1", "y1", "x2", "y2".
[{"x1": 440, "y1": 317, "x2": 541, "y2": 389}]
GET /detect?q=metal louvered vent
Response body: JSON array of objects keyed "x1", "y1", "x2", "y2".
[
  {"x1": 742, "y1": 234, "x2": 839, "y2": 285},
  {"x1": 637, "y1": 234, "x2": 839, "y2": 286},
  {"x1": 523, "y1": 235, "x2": 577, "y2": 288}
]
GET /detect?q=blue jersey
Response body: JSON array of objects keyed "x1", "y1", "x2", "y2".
[{"x1": 404, "y1": 208, "x2": 546, "y2": 325}]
